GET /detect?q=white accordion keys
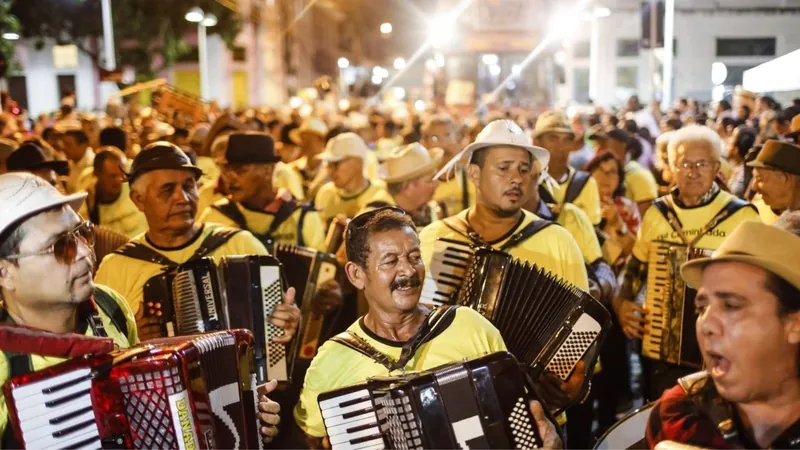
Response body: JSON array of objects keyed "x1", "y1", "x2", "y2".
[
  {"x1": 545, "y1": 313, "x2": 602, "y2": 381},
  {"x1": 420, "y1": 239, "x2": 474, "y2": 306}
]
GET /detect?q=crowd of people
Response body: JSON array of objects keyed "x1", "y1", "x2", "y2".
[{"x1": 0, "y1": 84, "x2": 798, "y2": 449}]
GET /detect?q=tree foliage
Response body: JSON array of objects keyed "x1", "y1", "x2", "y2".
[{"x1": 11, "y1": 0, "x2": 242, "y2": 80}]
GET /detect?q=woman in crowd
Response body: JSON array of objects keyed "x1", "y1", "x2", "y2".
[{"x1": 726, "y1": 126, "x2": 758, "y2": 198}]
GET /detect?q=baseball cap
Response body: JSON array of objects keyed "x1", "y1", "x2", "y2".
[
  {"x1": 0, "y1": 173, "x2": 87, "y2": 239},
  {"x1": 224, "y1": 132, "x2": 281, "y2": 165}
]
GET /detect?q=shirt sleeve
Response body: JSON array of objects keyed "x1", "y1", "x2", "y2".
[
  {"x1": 274, "y1": 165, "x2": 306, "y2": 201},
  {"x1": 626, "y1": 170, "x2": 659, "y2": 203},
  {"x1": 293, "y1": 346, "x2": 335, "y2": 438},
  {"x1": 578, "y1": 176, "x2": 602, "y2": 225},
  {"x1": 553, "y1": 226, "x2": 591, "y2": 291},
  {"x1": 301, "y1": 210, "x2": 328, "y2": 252},
  {"x1": 561, "y1": 206, "x2": 603, "y2": 264},
  {"x1": 227, "y1": 230, "x2": 270, "y2": 256},
  {"x1": 632, "y1": 206, "x2": 660, "y2": 263},
  {"x1": 94, "y1": 255, "x2": 136, "y2": 313},
  {"x1": 313, "y1": 184, "x2": 336, "y2": 223}
]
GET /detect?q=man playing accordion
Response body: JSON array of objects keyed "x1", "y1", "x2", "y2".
[
  {"x1": 614, "y1": 125, "x2": 759, "y2": 401},
  {"x1": 292, "y1": 207, "x2": 563, "y2": 449}
]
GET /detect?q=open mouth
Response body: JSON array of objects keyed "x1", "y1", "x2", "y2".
[{"x1": 706, "y1": 350, "x2": 731, "y2": 378}]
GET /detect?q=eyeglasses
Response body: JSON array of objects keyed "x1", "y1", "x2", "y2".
[
  {"x1": 4, "y1": 221, "x2": 96, "y2": 265},
  {"x1": 346, "y1": 206, "x2": 407, "y2": 240},
  {"x1": 676, "y1": 160, "x2": 717, "y2": 172}
]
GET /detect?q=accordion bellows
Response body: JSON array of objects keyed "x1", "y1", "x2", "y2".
[{"x1": 318, "y1": 352, "x2": 543, "y2": 450}]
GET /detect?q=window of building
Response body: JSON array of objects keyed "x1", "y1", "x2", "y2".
[
  {"x1": 723, "y1": 65, "x2": 755, "y2": 87},
  {"x1": 52, "y1": 45, "x2": 79, "y2": 69},
  {"x1": 617, "y1": 39, "x2": 640, "y2": 57},
  {"x1": 616, "y1": 66, "x2": 637, "y2": 89},
  {"x1": 574, "y1": 68, "x2": 590, "y2": 103},
  {"x1": 716, "y1": 38, "x2": 776, "y2": 57},
  {"x1": 573, "y1": 41, "x2": 590, "y2": 59}
]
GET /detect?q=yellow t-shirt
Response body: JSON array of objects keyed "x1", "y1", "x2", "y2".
[
  {"x1": 0, "y1": 285, "x2": 138, "y2": 444},
  {"x1": 198, "y1": 199, "x2": 326, "y2": 251},
  {"x1": 550, "y1": 203, "x2": 603, "y2": 265},
  {"x1": 79, "y1": 184, "x2": 148, "y2": 238},
  {"x1": 419, "y1": 209, "x2": 589, "y2": 290},
  {"x1": 632, "y1": 190, "x2": 760, "y2": 263},
  {"x1": 95, "y1": 223, "x2": 268, "y2": 313},
  {"x1": 752, "y1": 196, "x2": 781, "y2": 225},
  {"x1": 196, "y1": 155, "x2": 220, "y2": 188},
  {"x1": 624, "y1": 160, "x2": 659, "y2": 203},
  {"x1": 293, "y1": 307, "x2": 507, "y2": 438},
  {"x1": 313, "y1": 180, "x2": 385, "y2": 223},
  {"x1": 543, "y1": 167, "x2": 602, "y2": 225},
  {"x1": 433, "y1": 169, "x2": 476, "y2": 217}
]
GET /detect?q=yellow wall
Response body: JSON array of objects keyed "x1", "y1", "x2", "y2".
[
  {"x1": 173, "y1": 70, "x2": 201, "y2": 97},
  {"x1": 232, "y1": 71, "x2": 248, "y2": 109}
]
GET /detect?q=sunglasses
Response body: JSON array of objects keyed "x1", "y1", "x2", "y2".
[
  {"x1": 346, "y1": 206, "x2": 407, "y2": 240},
  {"x1": 4, "y1": 221, "x2": 96, "y2": 265}
]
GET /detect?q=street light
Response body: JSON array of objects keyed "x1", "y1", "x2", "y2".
[
  {"x1": 337, "y1": 57, "x2": 350, "y2": 69},
  {"x1": 2, "y1": 32, "x2": 19, "y2": 41},
  {"x1": 185, "y1": 7, "x2": 216, "y2": 99},
  {"x1": 393, "y1": 57, "x2": 406, "y2": 70},
  {"x1": 380, "y1": 22, "x2": 393, "y2": 35}
]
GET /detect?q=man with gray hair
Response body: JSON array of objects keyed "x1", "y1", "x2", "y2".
[{"x1": 749, "y1": 140, "x2": 800, "y2": 222}]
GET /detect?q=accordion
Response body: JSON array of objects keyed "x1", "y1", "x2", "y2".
[
  {"x1": 643, "y1": 242, "x2": 711, "y2": 368},
  {"x1": 3, "y1": 330, "x2": 262, "y2": 450},
  {"x1": 274, "y1": 244, "x2": 339, "y2": 360},
  {"x1": 319, "y1": 352, "x2": 543, "y2": 450},
  {"x1": 455, "y1": 248, "x2": 611, "y2": 399},
  {"x1": 420, "y1": 238, "x2": 475, "y2": 306},
  {"x1": 143, "y1": 256, "x2": 291, "y2": 384}
]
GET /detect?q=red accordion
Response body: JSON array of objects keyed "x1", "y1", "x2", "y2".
[{"x1": 3, "y1": 329, "x2": 263, "y2": 450}]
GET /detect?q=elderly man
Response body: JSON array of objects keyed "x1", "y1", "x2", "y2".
[
  {"x1": 615, "y1": 125, "x2": 760, "y2": 402},
  {"x1": 420, "y1": 120, "x2": 589, "y2": 291},
  {"x1": 198, "y1": 132, "x2": 325, "y2": 251},
  {"x1": 289, "y1": 118, "x2": 329, "y2": 199},
  {"x1": 534, "y1": 111, "x2": 602, "y2": 225},
  {"x1": 313, "y1": 132, "x2": 383, "y2": 224},
  {"x1": 80, "y1": 147, "x2": 147, "y2": 238},
  {"x1": 591, "y1": 127, "x2": 659, "y2": 215},
  {"x1": 646, "y1": 221, "x2": 800, "y2": 449},
  {"x1": 293, "y1": 207, "x2": 562, "y2": 449},
  {"x1": 58, "y1": 125, "x2": 95, "y2": 193},
  {"x1": 749, "y1": 140, "x2": 800, "y2": 222},
  {"x1": 422, "y1": 114, "x2": 476, "y2": 216},
  {"x1": 365, "y1": 143, "x2": 443, "y2": 228},
  {"x1": 94, "y1": 142, "x2": 300, "y2": 343},
  {"x1": 0, "y1": 173, "x2": 288, "y2": 448}
]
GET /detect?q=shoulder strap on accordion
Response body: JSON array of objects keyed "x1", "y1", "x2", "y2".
[
  {"x1": 190, "y1": 226, "x2": 242, "y2": 259},
  {"x1": 113, "y1": 241, "x2": 178, "y2": 266},
  {"x1": 330, "y1": 306, "x2": 461, "y2": 371},
  {"x1": 113, "y1": 225, "x2": 241, "y2": 266},
  {"x1": 565, "y1": 170, "x2": 592, "y2": 205},
  {"x1": 499, "y1": 219, "x2": 554, "y2": 251},
  {"x1": 93, "y1": 287, "x2": 130, "y2": 340}
]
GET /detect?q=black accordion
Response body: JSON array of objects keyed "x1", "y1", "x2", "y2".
[
  {"x1": 319, "y1": 352, "x2": 543, "y2": 450},
  {"x1": 455, "y1": 248, "x2": 611, "y2": 402},
  {"x1": 3, "y1": 330, "x2": 262, "y2": 450},
  {"x1": 142, "y1": 255, "x2": 290, "y2": 383},
  {"x1": 274, "y1": 244, "x2": 339, "y2": 360}
]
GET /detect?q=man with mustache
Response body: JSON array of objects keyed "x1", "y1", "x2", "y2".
[
  {"x1": 419, "y1": 119, "x2": 589, "y2": 291},
  {"x1": 197, "y1": 132, "x2": 326, "y2": 252},
  {"x1": 292, "y1": 207, "x2": 562, "y2": 449},
  {"x1": 94, "y1": 142, "x2": 301, "y2": 344},
  {"x1": 646, "y1": 221, "x2": 800, "y2": 449}
]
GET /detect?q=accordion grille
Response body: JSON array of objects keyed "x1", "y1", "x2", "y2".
[{"x1": 119, "y1": 367, "x2": 185, "y2": 449}]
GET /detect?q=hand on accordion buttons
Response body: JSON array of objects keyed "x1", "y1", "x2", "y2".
[
  {"x1": 270, "y1": 286, "x2": 301, "y2": 343},
  {"x1": 538, "y1": 361, "x2": 587, "y2": 411},
  {"x1": 257, "y1": 380, "x2": 281, "y2": 444},
  {"x1": 529, "y1": 400, "x2": 563, "y2": 449},
  {"x1": 616, "y1": 300, "x2": 647, "y2": 340},
  {"x1": 312, "y1": 279, "x2": 344, "y2": 316},
  {"x1": 135, "y1": 302, "x2": 164, "y2": 342}
]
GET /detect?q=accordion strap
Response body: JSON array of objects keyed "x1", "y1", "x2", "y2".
[
  {"x1": 443, "y1": 215, "x2": 554, "y2": 252},
  {"x1": 330, "y1": 305, "x2": 460, "y2": 372},
  {"x1": 212, "y1": 198, "x2": 307, "y2": 249},
  {"x1": 652, "y1": 196, "x2": 754, "y2": 249},
  {"x1": 113, "y1": 225, "x2": 242, "y2": 266}
]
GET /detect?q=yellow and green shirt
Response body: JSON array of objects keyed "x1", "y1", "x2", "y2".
[
  {"x1": 95, "y1": 223, "x2": 268, "y2": 313},
  {"x1": 198, "y1": 198, "x2": 326, "y2": 251},
  {"x1": 79, "y1": 184, "x2": 148, "y2": 238},
  {"x1": 542, "y1": 167, "x2": 602, "y2": 225},
  {"x1": 0, "y1": 285, "x2": 138, "y2": 444},
  {"x1": 293, "y1": 307, "x2": 506, "y2": 438},
  {"x1": 624, "y1": 160, "x2": 659, "y2": 204},
  {"x1": 314, "y1": 180, "x2": 385, "y2": 223},
  {"x1": 632, "y1": 190, "x2": 760, "y2": 264},
  {"x1": 419, "y1": 209, "x2": 589, "y2": 290}
]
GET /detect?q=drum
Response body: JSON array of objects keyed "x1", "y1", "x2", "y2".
[{"x1": 594, "y1": 402, "x2": 656, "y2": 450}]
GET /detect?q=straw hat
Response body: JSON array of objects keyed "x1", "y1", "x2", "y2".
[
  {"x1": 380, "y1": 143, "x2": 444, "y2": 184},
  {"x1": 316, "y1": 132, "x2": 368, "y2": 162},
  {"x1": 533, "y1": 111, "x2": 575, "y2": 139},
  {"x1": 681, "y1": 221, "x2": 800, "y2": 292},
  {"x1": 290, "y1": 118, "x2": 329, "y2": 145}
]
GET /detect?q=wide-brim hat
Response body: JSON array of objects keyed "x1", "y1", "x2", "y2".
[
  {"x1": 746, "y1": 139, "x2": 800, "y2": 176},
  {"x1": 0, "y1": 173, "x2": 86, "y2": 239},
  {"x1": 7, "y1": 143, "x2": 70, "y2": 176},
  {"x1": 290, "y1": 118, "x2": 329, "y2": 145},
  {"x1": 532, "y1": 110, "x2": 575, "y2": 139},
  {"x1": 316, "y1": 132, "x2": 368, "y2": 162},
  {"x1": 681, "y1": 221, "x2": 800, "y2": 292},
  {"x1": 380, "y1": 144, "x2": 444, "y2": 184}
]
